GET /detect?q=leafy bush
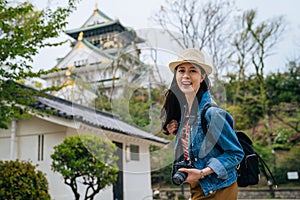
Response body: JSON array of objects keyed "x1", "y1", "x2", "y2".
[
  {"x1": 276, "y1": 146, "x2": 300, "y2": 184},
  {"x1": 51, "y1": 134, "x2": 119, "y2": 200},
  {"x1": 0, "y1": 159, "x2": 50, "y2": 200}
]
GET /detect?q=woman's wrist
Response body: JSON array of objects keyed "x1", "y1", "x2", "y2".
[
  {"x1": 199, "y1": 169, "x2": 205, "y2": 179},
  {"x1": 199, "y1": 167, "x2": 213, "y2": 179}
]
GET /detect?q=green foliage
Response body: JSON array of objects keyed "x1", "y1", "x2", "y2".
[
  {"x1": 225, "y1": 60, "x2": 299, "y2": 135},
  {"x1": 253, "y1": 143, "x2": 274, "y2": 163},
  {"x1": 252, "y1": 143, "x2": 277, "y2": 185},
  {"x1": 0, "y1": 159, "x2": 50, "y2": 200},
  {"x1": 93, "y1": 94, "x2": 112, "y2": 113},
  {"x1": 266, "y1": 61, "x2": 300, "y2": 105},
  {"x1": 226, "y1": 98, "x2": 263, "y2": 131},
  {"x1": 270, "y1": 103, "x2": 300, "y2": 148},
  {"x1": 272, "y1": 126, "x2": 298, "y2": 150},
  {"x1": 51, "y1": 134, "x2": 119, "y2": 200},
  {"x1": 225, "y1": 75, "x2": 263, "y2": 131},
  {"x1": 264, "y1": 62, "x2": 300, "y2": 149},
  {"x1": 177, "y1": 194, "x2": 188, "y2": 200},
  {"x1": 226, "y1": 105, "x2": 250, "y2": 130},
  {"x1": 274, "y1": 146, "x2": 300, "y2": 185},
  {"x1": 129, "y1": 89, "x2": 151, "y2": 127},
  {"x1": 150, "y1": 138, "x2": 175, "y2": 187},
  {"x1": 273, "y1": 127, "x2": 292, "y2": 145},
  {"x1": 129, "y1": 88, "x2": 164, "y2": 132},
  {"x1": 94, "y1": 87, "x2": 164, "y2": 133},
  {"x1": 278, "y1": 146, "x2": 300, "y2": 172},
  {"x1": 0, "y1": 0, "x2": 79, "y2": 128},
  {"x1": 151, "y1": 163, "x2": 173, "y2": 187}
]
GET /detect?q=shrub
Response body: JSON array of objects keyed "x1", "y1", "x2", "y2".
[{"x1": 0, "y1": 159, "x2": 50, "y2": 200}]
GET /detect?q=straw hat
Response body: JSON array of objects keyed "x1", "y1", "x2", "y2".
[{"x1": 169, "y1": 48, "x2": 213, "y2": 75}]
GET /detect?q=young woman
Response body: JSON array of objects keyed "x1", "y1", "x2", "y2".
[{"x1": 161, "y1": 48, "x2": 244, "y2": 199}]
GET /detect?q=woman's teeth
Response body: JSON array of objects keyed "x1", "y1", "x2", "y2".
[{"x1": 182, "y1": 81, "x2": 192, "y2": 85}]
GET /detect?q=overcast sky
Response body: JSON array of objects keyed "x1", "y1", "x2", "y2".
[{"x1": 31, "y1": 0, "x2": 300, "y2": 74}]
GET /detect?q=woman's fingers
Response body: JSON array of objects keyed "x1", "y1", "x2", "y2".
[
  {"x1": 167, "y1": 120, "x2": 178, "y2": 135},
  {"x1": 178, "y1": 168, "x2": 201, "y2": 183}
]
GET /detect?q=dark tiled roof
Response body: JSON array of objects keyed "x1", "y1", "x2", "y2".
[
  {"x1": 38, "y1": 96, "x2": 169, "y2": 143},
  {"x1": 21, "y1": 84, "x2": 168, "y2": 145}
]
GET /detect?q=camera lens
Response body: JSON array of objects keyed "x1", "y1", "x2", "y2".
[{"x1": 172, "y1": 171, "x2": 187, "y2": 185}]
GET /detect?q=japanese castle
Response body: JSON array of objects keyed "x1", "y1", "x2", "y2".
[{"x1": 42, "y1": 4, "x2": 146, "y2": 105}]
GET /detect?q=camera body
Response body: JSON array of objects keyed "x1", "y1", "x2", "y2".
[{"x1": 172, "y1": 160, "x2": 194, "y2": 185}]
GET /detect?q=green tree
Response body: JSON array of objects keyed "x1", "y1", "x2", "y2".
[
  {"x1": 0, "y1": 160, "x2": 50, "y2": 200},
  {"x1": 265, "y1": 61, "x2": 300, "y2": 147},
  {"x1": 228, "y1": 9, "x2": 285, "y2": 138},
  {"x1": 0, "y1": 0, "x2": 79, "y2": 128},
  {"x1": 266, "y1": 61, "x2": 300, "y2": 106},
  {"x1": 228, "y1": 12, "x2": 254, "y2": 106},
  {"x1": 225, "y1": 75, "x2": 263, "y2": 131},
  {"x1": 51, "y1": 134, "x2": 119, "y2": 200},
  {"x1": 243, "y1": 10, "x2": 284, "y2": 137}
]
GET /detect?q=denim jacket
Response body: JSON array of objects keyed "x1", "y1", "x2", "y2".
[{"x1": 173, "y1": 91, "x2": 244, "y2": 196}]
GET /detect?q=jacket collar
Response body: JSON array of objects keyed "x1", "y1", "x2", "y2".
[{"x1": 198, "y1": 91, "x2": 215, "y2": 114}]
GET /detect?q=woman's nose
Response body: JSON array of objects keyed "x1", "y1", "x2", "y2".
[{"x1": 183, "y1": 72, "x2": 190, "y2": 78}]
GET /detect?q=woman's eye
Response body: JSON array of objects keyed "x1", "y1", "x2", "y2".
[
  {"x1": 178, "y1": 69, "x2": 185, "y2": 73},
  {"x1": 190, "y1": 69, "x2": 199, "y2": 73}
]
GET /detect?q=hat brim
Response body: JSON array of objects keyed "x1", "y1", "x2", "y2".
[{"x1": 169, "y1": 60, "x2": 212, "y2": 75}]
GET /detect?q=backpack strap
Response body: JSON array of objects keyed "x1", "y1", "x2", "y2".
[
  {"x1": 201, "y1": 103, "x2": 223, "y2": 153},
  {"x1": 257, "y1": 153, "x2": 278, "y2": 188}
]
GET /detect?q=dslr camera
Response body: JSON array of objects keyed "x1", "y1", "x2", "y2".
[{"x1": 172, "y1": 160, "x2": 194, "y2": 185}]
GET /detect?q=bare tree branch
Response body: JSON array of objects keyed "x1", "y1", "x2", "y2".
[{"x1": 152, "y1": 0, "x2": 235, "y2": 74}]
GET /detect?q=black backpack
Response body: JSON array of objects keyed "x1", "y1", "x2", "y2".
[{"x1": 201, "y1": 103, "x2": 277, "y2": 187}]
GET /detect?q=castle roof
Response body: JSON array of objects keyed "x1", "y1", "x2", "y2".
[{"x1": 65, "y1": 6, "x2": 143, "y2": 44}]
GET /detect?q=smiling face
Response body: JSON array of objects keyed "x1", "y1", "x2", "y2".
[{"x1": 175, "y1": 63, "x2": 205, "y2": 95}]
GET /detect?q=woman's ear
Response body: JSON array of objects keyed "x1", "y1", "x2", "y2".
[{"x1": 200, "y1": 74, "x2": 206, "y2": 83}]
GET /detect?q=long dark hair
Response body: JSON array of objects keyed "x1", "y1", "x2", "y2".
[{"x1": 160, "y1": 66, "x2": 211, "y2": 135}]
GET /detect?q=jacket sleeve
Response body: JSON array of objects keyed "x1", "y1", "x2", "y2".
[{"x1": 205, "y1": 107, "x2": 244, "y2": 179}]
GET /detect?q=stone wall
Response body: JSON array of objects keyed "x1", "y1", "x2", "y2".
[
  {"x1": 155, "y1": 187, "x2": 300, "y2": 199},
  {"x1": 238, "y1": 187, "x2": 300, "y2": 199}
]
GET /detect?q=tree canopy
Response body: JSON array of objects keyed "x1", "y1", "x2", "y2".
[
  {"x1": 51, "y1": 134, "x2": 119, "y2": 200},
  {"x1": 0, "y1": 0, "x2": 79, "y2": 128}
]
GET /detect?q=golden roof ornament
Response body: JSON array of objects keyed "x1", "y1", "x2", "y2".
[
  {"x1": 94, "y1": 3, "x2": 98, "y2": 11},
  {"x1": 78, "y1": 32, "x2": 83, "y2": 41},
  {"x1": 93, "y1": 3, "x2": 98, "y2": 16},
  {"x1": 65, "y1": 66, "x2": 76, "y2": 76}
]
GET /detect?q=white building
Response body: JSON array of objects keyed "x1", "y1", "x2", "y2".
[
  {"x1": 0, "y1": 83, "x2": 168, "y2": 200},
  {"x1": 41, "y1": 5, "x2": 145, "y2": 105}
]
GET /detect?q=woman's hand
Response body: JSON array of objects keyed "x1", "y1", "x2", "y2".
[
  {"x1": 166, "y1": 120, "x2": 178, "y2": 135},
  {"x1": 178, "y1": 167, "x2": 213, "y2": 184}
]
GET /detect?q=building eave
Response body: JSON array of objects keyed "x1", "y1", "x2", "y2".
[
  {"x1": 8, "y1": 81, "x2": 169, "y2": 146},
  {"x1": 66, "y1": 20, "x2": 121, "y2": 35}
]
